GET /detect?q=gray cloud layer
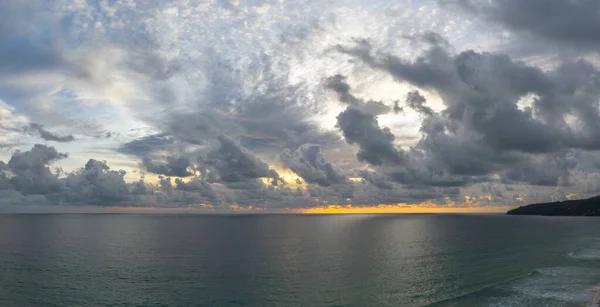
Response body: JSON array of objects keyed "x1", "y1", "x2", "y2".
[
  {"x1": 326, "y1": 75, "x2": 391, "y2": 115},
  {"x1": 1, "y1": 0, "x2": 600, "y2": 210},
  {"x1": 461, "y1": 0, "x2": 600, "y2": 48},
  {"x1": 24, "y1": 124, "x2": 76, "y2": 143},
  {"x1": 280, "y1": 144, "x2": 348, "y2": 186},
  {"x1": 333, "y1": 37, "x2": 600, "y2": 194},
  {"x1": 0, "y1": 143, "x2": 468, "y2": 208}
]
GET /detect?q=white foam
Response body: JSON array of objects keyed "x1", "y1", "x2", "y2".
[
  {"x1": 502, "y1": 267, "x2": 598, "y2": 305},
  {"x1": 569, "y1": 249, "x2": 600, "y2": 260}
]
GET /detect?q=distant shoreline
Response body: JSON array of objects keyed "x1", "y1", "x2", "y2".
[{"x1": 507, "y1": 196, "x2": 600, "y2": 216}]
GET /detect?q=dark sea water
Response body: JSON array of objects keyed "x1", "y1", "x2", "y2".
[{"x1": 1, "y1": 214, "x2": 600, "y2": 306}]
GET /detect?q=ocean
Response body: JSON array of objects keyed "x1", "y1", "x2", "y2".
[{"x1": 1, "y1": 214, "x2": 599, "y2": 306}]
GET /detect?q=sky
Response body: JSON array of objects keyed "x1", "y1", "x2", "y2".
[{"x1": 1, "y1": 0, "x2": 600, "y2": 213}]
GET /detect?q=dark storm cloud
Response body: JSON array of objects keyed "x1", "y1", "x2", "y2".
[
  {"x1": 336, "y1": 108, "x2": 405, "y2": 166},
  {"x1": 460, "y1": 0, "x2": 600, "y2": 48},
  {"x1": 0, "y1": 145, "x2": 142, "y2": 206},
  {"x1": 172, "y1": 179, "x2": 228, "y2": 206},
  {"x1": 24, "y1": 123, "x2": 75, "y2": 142},
  {"x1": 340, "y1": 41, "x2": 600, "y2": 153},
  {"x1": 0, "y1": 144, "x2": 467, "y2": 209},
  {"x1": 325, "y1": 74, "x2": 391, "y2": 115},
  {"x1": 381, "y1": 126, "x2": 489, "y2": 187},
  {"x1": 337, "y1": 41, "x2": 456, "y2": 90},
  {"x1": 405, "y1": 90, "x2": 433, "y2": 116},
  {"x1": 63, "y1": 159, "x2": 130, "y2": 205},
  {"x1": 127, "y1": 131, "x2": 286, "y2": 185},
  {"x1": 142, "y1": 156, "x2": 193, "y2": 178},
  {"x1": 0, "y1": 144, "x2": 211, "y2": 207},
  {"x1": 414, "y1": 114, "x2": 507, "y2": 177},
  {"x1": 356, "y1": 169, "x2": 393, "y2": 190},
  {"x1": 118, "y1": 134, "x2": 175, "y2": 156},
  {"x1": 480, "y1": 183, "x2": 505, "y2": 198},
  {"x1": 7, "y1": 144, "x2": 67, "y2": 195},
  {"x1": 334, "y1": 39, "x2": 600, "y2": 188},
  {"x1": 280, "y1": 144, "x2": 348, "y2": 186},
  {"x1": 120, "y1": 134, "x2": 198, "y2": 178},
  {"x1": 331, "y1": 90, "x2": 480, "y2": 187},
  {"x1": 200, "y1": 135, "x2": 279, "y2": 184},
  {"x1": 500, "y1": 152, "x2": 577, "y2": 187}
]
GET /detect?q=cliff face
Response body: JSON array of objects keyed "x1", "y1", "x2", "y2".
[{"x1": 507, "y1": 196, "x2": 600, "y2": 216}]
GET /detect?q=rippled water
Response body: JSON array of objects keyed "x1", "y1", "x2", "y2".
[{"x1": 1, "y1": 214, "x2": 599, "y2": 306}]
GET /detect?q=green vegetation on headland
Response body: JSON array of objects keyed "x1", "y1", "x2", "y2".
[{"x1": 507, "y1": 196, "x2": 600, "y2": 216}]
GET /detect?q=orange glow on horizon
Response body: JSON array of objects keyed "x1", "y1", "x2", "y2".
[
  {"x1": 41, "y1": 204, "x2": 514, "y2": 214},
  {"x1": 294, "y1": 204, "x2": 513, "y2": 214}
]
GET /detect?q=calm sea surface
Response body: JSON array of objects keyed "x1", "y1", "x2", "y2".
[{"x1": 1, "y1": 214, "x2": 600, "y2": 306}]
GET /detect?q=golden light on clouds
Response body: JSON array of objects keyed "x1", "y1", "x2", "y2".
[
  {"x1": 278, "y1": 169, "x2": 303, "y2": 185},
  {"x1": 260, "y1": 168, "x2": 306, "y2": 189},
  {"x1": 566, "y1": 193, "x2": 579, "y2": 200}
]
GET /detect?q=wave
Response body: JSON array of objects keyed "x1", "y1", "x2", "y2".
[
  {"x1": 568, "y1": 246, "x2": 585, "y2": 256},
  {"x1": 426, "y1": 274, "x2": 530, "y2": 306},
  {"x1": 567, "y1": 236, "x2": 600, "y2": 260},
  {"x1": 427, "y1": 266, "x2": 599, "y2": 306},
  {"x1": 568, "y1": 248, "x2": 600, "y2": 260}
]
